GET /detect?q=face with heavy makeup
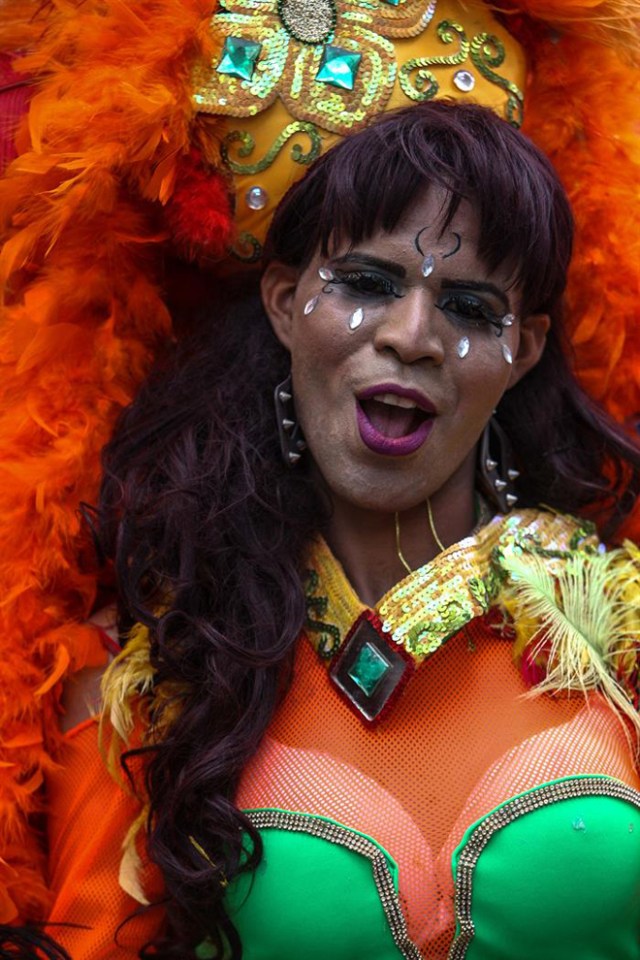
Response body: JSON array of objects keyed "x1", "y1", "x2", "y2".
[{"x1": 262, "y1": 189, "x2": 549, "y2": 519}]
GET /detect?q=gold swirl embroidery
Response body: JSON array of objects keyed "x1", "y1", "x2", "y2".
[
  {"x1": 470, "y1": 33, "x2": 524, "y2": 127},
  {"x1": 398, "y1": 20, "x2": 469, "y2": 102},
  {"x1": 221, "y1": 121, "x2": 322, "y2": 175},
  {"x1": 229, "y1": 231, "x2": 264, "y2": 262}
]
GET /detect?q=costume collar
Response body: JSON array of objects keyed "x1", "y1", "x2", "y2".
[
  {"x1": 303, "y1": 509, "x2": 601, "y2": 724},
  {"x1": 304, "y1": 508, "x2": 599, "y2": 664}
]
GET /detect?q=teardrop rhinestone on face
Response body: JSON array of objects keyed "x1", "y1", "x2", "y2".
[
  {"x1": 421, "y1": 254, "x2": 435, "y2": 278},
  {"x1": 318, "y1": 266, "x2": 334, "y2": 281},
  {"x1": 501, "y1": 313, "x2": 515, "y2": 327},
  {"x1": 502, "y1": 343, "x2": 514, "y2": 364},
  {"x1": 457, "y1": 336, "x2": 470, "y2": 359},
  {"x1": 304, "y1": 295, "x2": 319, "y2": 315},
  {"x1": 349, "y1": 306, "x2": 364, "y2": 330}
]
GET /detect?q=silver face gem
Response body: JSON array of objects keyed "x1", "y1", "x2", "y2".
[
  {"x1": 502, "y1": 343, "x2": 513, "y2": 365},
  {"x1": 453, "y1": 69, "x2": 475, "y2": 92},
  {"x1": 502, "y1": 313, "x2": 515, "y2": 327},
  {"x1": 507, "y1": 468, "x2": 520, "y2": 480},
  {"x1": 494, "y1": 478, "x2": 507, "y2": 492},
  {"x1": 349, "y1": 306, "x2": 364, "y2": 330},
  {"x1": 421, "y1": 254, "x2": 435, "y2": 278},
  {"x1": 245, "y1": 185, "x2": 268, "y2": 210},
  {"x1": 485, "y1": 457, "x2": 498, "y2": 471},
  {"x1": 506, "y1": 493, "x2": 518, "y2": 507},
  {"x1": 457, "y1": 336, "x2": 470, "y2": 359},
  {"x1": 304, "y1": 295, "x2": 319, "y2": 315},
  {"x1": 318, "y1": 266, "x2": 334, "y2": 281}
]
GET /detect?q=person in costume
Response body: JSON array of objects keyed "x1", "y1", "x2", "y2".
[
  {"x1": 21, "y1": 99, "x2": 640, "y2": 959},
  {"x1": 0, "y1": 0, "x2": 639, "y2": 957}
]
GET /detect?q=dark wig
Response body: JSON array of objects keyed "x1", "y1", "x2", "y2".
[{"x1": 98, "y1": 101, "x2": 639, "y2": 958}]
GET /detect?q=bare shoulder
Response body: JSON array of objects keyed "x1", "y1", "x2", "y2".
[{"x1": 60, "y1": 607, "x2": 119, "y2": 733}]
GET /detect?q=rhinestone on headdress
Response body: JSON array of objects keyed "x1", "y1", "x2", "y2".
[
  {"x1": 421, "y1": 254, "x2": 435, "y2": 278},
  {"x1": 349, "y1": 307, "x2": 364, "y2": 330},
  {"x1": 216, "y1": 37, "x2": 262, "y2": 82},
  {"x1": 453, "y1": 69, "x2": 475, "y2": 92},
  {"x1": 457, "y1": 336, "x2": 470, "y2": 359},
  {"x1": 277, "y1": 0, "x2": 337, "y2": 45},
  {"x1": 316, "y1": 45, "x2": 362, "y2": 91},
  {"x1": 245, "y1": 185, "x2": 268, "y2": 210}
]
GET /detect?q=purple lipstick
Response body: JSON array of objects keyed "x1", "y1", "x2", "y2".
[{"x1": 356, "y1": 383, "x2": 436, "y2": 457}]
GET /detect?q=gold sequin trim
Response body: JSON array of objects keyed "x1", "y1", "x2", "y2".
[
  {"x1": 221, "y1": 121, "x2": 321, "y2": 174},
  {"x1": 449, "y1": 777, "x2": 640, "y2": 959},
  {"x1": 229, "y1": 231, "x2": 263, "y2": 261},
  {"x1": 304, "y1": 510, "x2": 600, "y2": 664},
  {"x1": 246, "y1": 809, "x2": 422, "y2": 960},
  {"x1": 470, "y1": 33, "x2": 524, "y2": 127},
  {"x1": 399, "y1": 20, "x2": 469, "y2": 101}
]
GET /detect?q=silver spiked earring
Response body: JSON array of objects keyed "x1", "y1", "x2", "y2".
[
  {"x1": 274, "y1": 374, "x2": 307, "y2": 466},
  {"x1": 478, "y1": 415, "x2": 520, "y2": 512}
]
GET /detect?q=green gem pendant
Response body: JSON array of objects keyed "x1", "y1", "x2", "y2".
[
  {"x1": 329, "y1": 611, "x2": 414, "y2": 725},
  {"x1": 348, "y1": 643, "x2": 390, "y2": 697}
]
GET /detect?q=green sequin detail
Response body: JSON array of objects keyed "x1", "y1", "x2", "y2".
[
  {"x1": 221, "y1": 121, "x2": 321, "y2": 174},
  {"x1": 217, "y1": 36, "x2": 263, "y2": 81},
  {"x1": 348, "y1": 642, "x2": 390, "y2": 695},
  {"x1": 229, "y1": 231, "x2": 263, "y2": 262},
  {"x1": 305, "y1": 570, "x2": 341, "y2": 659},
  {"x1": 470, "y1": 33, "x2": 524, "y2": 127},
  {"x1": 316, "y1": 44, "x2": 362, "y2": 90},
  {"x1": 399, "y1": 20, "x2": 469, "y2": 101},
  {"x1": 382, "y1": 0, "x2": 403, "y2": 5}
]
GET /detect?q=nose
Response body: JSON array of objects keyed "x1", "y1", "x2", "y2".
[{"x1": 372, "y1": 288, "x2": 445, "y2": 365}]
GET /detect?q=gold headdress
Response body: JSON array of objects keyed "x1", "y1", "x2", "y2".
[{"x1": 0, "y1": 0, "x2": 638, "y2": 926}]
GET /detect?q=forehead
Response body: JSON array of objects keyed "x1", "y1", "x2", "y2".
[{"x1": 330, "y1": 188, "x2": 481, "y2": 260}]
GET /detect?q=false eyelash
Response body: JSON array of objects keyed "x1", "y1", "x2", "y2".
[{"x1": 328, "y1": 270, "x2": 404, "y2": 299}]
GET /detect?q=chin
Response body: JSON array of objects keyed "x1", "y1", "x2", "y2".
[{"x1": 319, "y1": 468, "x2": 426, "y2": 516}]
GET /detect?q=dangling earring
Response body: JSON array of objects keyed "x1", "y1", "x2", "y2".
[
  {"x1": 274, "y1": 374, "x2": 307, "y2": 466},
  {"x1": 478, "y1": 415, "x2": 520, "y2": 512}
]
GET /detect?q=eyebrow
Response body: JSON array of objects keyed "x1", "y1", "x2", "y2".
[
  {"x1": 440, "y1": 278, "x2": 510, "y2": 312},
  {"x1": 330, "y1": 252, "x2": 407, "y2": 279}
]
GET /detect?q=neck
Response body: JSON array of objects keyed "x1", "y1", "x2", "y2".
[{"x1": 325, "y1": 481, "x2": 477, "y2": 607}]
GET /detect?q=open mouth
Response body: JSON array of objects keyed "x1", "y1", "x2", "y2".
[{"x1": 356, "y1": 391, "x2": 435, "y2": 456}]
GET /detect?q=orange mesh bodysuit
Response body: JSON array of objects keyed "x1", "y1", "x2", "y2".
[{"x1": 45, "y1": 513, "x2": 640, "y2": 957}]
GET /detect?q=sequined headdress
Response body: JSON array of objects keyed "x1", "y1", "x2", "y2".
[{"x1": 0, "y1": 0, "x2": 638, "y2": 928}]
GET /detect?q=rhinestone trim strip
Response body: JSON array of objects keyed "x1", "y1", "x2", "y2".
[
  {"x1": 449, "y1": 777, "x2": 640, "y2": 959},
  {"x1": 246, "y1": 809, "x2": 422, "y2": 959}
]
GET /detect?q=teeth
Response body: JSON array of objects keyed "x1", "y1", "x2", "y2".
[{"x1": 372, "y1": 392, "x2": 417, "y2": 410}]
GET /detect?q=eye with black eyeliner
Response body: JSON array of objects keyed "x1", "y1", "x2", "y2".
[
  {"x1": 435, "y1": 292, "x2": 504, "y2": 335},
  {"x1": 329, "y1": 269, "x2": 405, "y2": 299}
]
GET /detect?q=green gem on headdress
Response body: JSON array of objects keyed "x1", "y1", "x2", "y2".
[
  {"x1": 315, "y1": 44, "x2": 362, "y2": 91},
  {"x1": 217, "y1": 36, "x2": 263, "y2": 82}
]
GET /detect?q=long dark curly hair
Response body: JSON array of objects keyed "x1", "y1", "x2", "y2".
[{"x1": 97, "y1": 101, "x2": 640, "y2": 957}]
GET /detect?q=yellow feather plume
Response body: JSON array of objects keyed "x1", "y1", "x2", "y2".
[
  {"x1": 498, "y1": 545, "x2": 640, "y2": 737},
  {"x1": 100, "y1": 622, "x2": 155, "y2": 778}
]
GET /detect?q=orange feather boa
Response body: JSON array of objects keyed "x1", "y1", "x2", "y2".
[{"x1": 0, "y1": 0, "x2": 638, "y2": 926}]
